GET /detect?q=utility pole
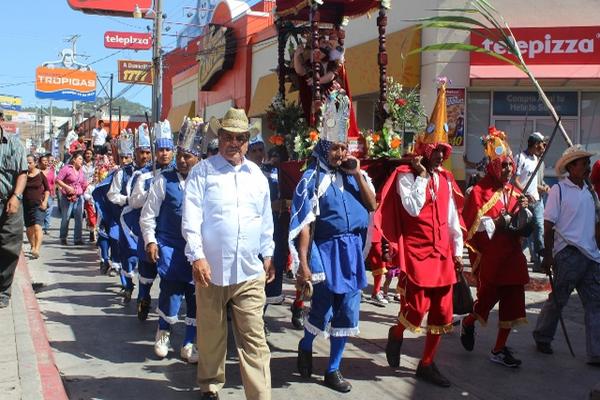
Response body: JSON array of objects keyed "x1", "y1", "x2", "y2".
[
  {"x1": 65, "y1": 34, "x2": 81, "y2": 128},
  {"x1": 109, "y1": 73, "x2": 114, "y2": 137},
  {"x1": 151, "y1": 0, "x2": 163, "y2": 124}
]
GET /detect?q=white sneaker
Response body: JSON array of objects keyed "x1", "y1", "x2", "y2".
[
  {"x1": 371, "y1": 291, "x2": 389, "y2": 306},
  {"x1": 180, "y1": 343, "x2": 198, "y2": 364},
  {"x1": 154, "y1": 330, "x2": 171, "y2": 358}
]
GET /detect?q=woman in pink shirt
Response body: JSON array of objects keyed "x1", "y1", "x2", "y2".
[
  {"x1": 39, "y1": 154, "x2": 56, "y2": 234},
  {"x1": 56, "y1": 152, "x2": 88, "y2": 245}
]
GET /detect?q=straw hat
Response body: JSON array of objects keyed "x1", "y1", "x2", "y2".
[
  {"x1": 555, "y1": 144, "x2": 595, "y2": 175},
  {"x1": 209, "y1": 108, "x2": 250, "y2": 134}
]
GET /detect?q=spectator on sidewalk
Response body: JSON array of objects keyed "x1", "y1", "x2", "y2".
[
  {"x1": 0, "y1": 113, "x2": 28, "y2": 308},
  {"x1": 69, "y1": 131, "x2": 87, "y2": 156},
  {"x1": 533, "y1": 145, "x2": 600, "y2": 366},
  {"x1": 515, "y1": 132, "x2": 550, "y2": 271},
  {"x1": 23, "y1": 155, "x2": 49, "y2": 259},
  {"x1": 182, "y1": 108, "x2": 275, "y2": 400},
  {"x1": 82, "y1": 149, "x2": 96, "y2": 242},
  {"x1": 92, "y1": 120, "x2": 108, "y2": 154},
  {"x1": 39, "y1": 153, "x2": 56, "y2": 235},
  {"x1": 64, "y1": 123, "x2": 78, "y2": 163},
  {"x1": 56, "y1": 152, "x2": 88, "y2": 246}
]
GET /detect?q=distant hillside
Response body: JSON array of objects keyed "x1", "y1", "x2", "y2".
[{"x1": 22, "y1": 97, "x2": 149, "y2": 117}]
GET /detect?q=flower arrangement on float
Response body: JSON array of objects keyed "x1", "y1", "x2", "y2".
[
  {"x1": 265, "y1": 93, "x2": 309, "y2": 158},
  {"x1": 362, "y1": 77, "x2": 426, "y2": 158}
]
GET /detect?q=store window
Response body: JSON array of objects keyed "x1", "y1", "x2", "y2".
[
  {"x1": 581, "y1": 92, "x2": 600, "y2": 161},
  {"x1": 465, "y1": 91, "x2": 490, "y2": 164}
]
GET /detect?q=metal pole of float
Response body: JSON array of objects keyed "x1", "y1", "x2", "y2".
[{"x1": 151, "y1": 0, "x2": 163, "y2": 124}]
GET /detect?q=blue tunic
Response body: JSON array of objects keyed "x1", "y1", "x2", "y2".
[{"x1": 155, "y1": 170, "x2": 192, "y2": 283}]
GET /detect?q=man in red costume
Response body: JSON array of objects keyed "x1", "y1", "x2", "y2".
[
  {"x1": 375, "y1": 80, "x2": 464, "y2": 387},
  {"x1": 461, "y1": 127, "x2": 531, "y2": 368}
]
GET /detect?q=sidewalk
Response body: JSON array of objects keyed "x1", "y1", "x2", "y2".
[
  {"x1": 14, "y1": 221, "x2": 600, "y2": 399},
  {"x1": 0, "y1": 252, "x2": 68, "y2": 400}
]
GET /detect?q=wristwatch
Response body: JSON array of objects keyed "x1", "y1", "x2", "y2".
[{"x1": 13, "y1": 193, "x2": 23, "y2": 201}]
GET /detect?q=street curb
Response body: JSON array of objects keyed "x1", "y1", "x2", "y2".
[{"x1": 17, "y1": 253, "x2": 69, "y2": 400}]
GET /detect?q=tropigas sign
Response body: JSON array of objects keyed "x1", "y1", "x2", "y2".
[{"x1": 197, "y1": 24, "x2": 236, "y2": 91}]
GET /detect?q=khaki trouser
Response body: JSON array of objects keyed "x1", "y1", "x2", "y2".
[{"x1": 196, "y1": 275, "x2": 271, "y2": 400}]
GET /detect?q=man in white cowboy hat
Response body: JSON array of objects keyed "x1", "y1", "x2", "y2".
[
  {"x1": 182, "y1": 108, "x2": 275, "y2": 400},
  {"x1": 532, "y1": 145, "x2": 600, "y2": 366}
]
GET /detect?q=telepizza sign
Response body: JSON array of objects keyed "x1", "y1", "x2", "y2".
[
  {"x1": 105, "y1": 32, "x2": 152, "y2": 50},
  {"x1": 471, "y1": 26, "x2": 600, "y2": 65},
  {"x1": 197, "y1": 24, "x2": 237, "y2": 91},
  {"x1": 35, "y1": 67, "x2": 97, "y2": 102},
  {"x1": 67, "y1": 0, "x2": 151, "y2": 17},
  {"x1": 118, "y1": 60, "x2": 153, "y2": 85}
]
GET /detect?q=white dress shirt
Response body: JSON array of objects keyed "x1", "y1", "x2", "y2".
[
  {"x1": 107, "y1": 169, "x2": 128, "y2": 206},
  {"x1": 396, "y1": 170, "x2": 463, "y2": 256},
  {"x1": 182, "y1": 154, "x2": 275, "y2": 286},
  {"x1": 129, "y1": 169, "x2": 161, "y2": 209},
  {"x1": 92, "y1": 128, "x2": 107, "y2": 146},
  {"x1": 515, "y1": 151, "x2": 540, "y2": 201},
  {"x1": 544, "y1": 177, "x2": 600, "y2": 263},
  {"x1": 140, "y1": 172, "x2": 186, "y2": 248}
]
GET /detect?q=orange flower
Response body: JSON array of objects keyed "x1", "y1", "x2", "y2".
[
  {"x1": 371, "y1": 133, "x2": 381, "y2": 143},
  {"x1": 390, "y1": 137, "x2": 402, "y2": 149},
  {"x1": 269, "y1": 134, "x2": 285, "y2": 146},
  {"x1": 309, "y1": 130, "x2": 319, "y2": 142}
]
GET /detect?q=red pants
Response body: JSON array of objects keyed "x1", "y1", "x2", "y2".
[
  {"x1": 399, "y1": 279, "x2": 453, "y2": 334},
  {"x1": 85, "y1": 200, "x2": 97, "y2": 228},
  {"x1": 473, "y1": 283, "x2": 526, "y2": 328}
]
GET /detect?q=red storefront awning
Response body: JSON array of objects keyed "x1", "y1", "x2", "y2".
[{"x1": 470, "y1": 64, "x2": 600, "y2": 80}]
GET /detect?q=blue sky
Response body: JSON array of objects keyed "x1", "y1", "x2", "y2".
[{"x1": 0, "y1": 1, "x2": 261, "y2": 110}]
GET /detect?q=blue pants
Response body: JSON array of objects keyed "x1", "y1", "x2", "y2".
[
  {"x1": 305, "y1": 282, "x2": 361, "y2": 337},
  {"x1": 524, "y1": 200, "x2": 544, "y2": 267},
  {"x1": 59, "y1": 194, "x2": 83, "y2": 242},
  {"x1": 138, "y1": 260, "x2": 157, "y2": 301},
  {"x1": 157, "y1": 279, "x2": 196, "y2": 327},
  {"x1": 265, "y1": 211, "x2": 289, "y2": 304},
  {"x1": 43, "y1": 196, "x2": 54, "y2": 231},
  {"x1": 108, "y1": 238, "x2": 121, "y2": 267},
  {"x1": 120, "y1": 255, "x2": 137, "y2": 290},
  {"x1": 98, "y1": 235, "x2": 109, "y2": 263}
]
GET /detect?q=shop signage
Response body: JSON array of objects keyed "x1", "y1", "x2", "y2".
[
  {"x1": 0, "y1": 95, "x2": 22, "y2": 111},
  {"x1": 67, "y1": 0, "x2": 151, "y2": 17},
  {"x1": 118, "y1": 60, "x2": 153, "y2": 85},
  {"x1": 105, "y1": 32, "x2": 152, "y2": 50},
  {"x1": 446, "y1": 88, "x2": 465, "y2": 147},
  {"x1": 493, "y1": 91, "x2": 578, "y2": 116},
  {"x1": 35, "y1": 67, "x2": 97, "y2": 102},
  {"x1": 471, "y1": 26, "x2": 600, "y2": 65},
  {"x1": 197, "y1": 24, "x2": 236, "y2": 91}
]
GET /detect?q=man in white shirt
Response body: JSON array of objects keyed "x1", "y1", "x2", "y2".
[
  {"x1": 92, "y1": 120, "x2": 108, "y2": 154},
  {"x1": 182, "y1": 108, "x2": 274, "y2": 400},
  {"x1": 533, "y1": 145, "x2": 600, "y2": 365},
  {"x1": 515, "y1": 132, "x2": 550, "y2": 271},
  {"x1": 64, "y1": 123, "x2": 79, "y2": 162}
]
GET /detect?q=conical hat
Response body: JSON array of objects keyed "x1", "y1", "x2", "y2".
[
  {"x1": 135, "y1": 124, "x2": 151, "y2": 149},
  {"x1": 319, "y1": 89, "x2": 350, "y2": 144},
  {"x1": 482, "y1": 126, "x2": 511, "y2": 161},
  {"x1": 177, "y1": 117, "x2": 205, "y2": 157},
  {"x1": 118, "y1": 130, "x2": 134, "y2": 156},
  {"x1": 422, "y1": 81, "x2": 449, "y2": 146}
]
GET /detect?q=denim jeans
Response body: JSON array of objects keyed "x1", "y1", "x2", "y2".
[
  {"x1": 524, "y1": 200, "x2": 545, "y2": 267},
  {"x1": 59, "y1": 194, "x2": 84, "y2": 242},
  {"x1": 533, "y1": 246, "x2": 600, "y2": 362},
  {"x1": 43, "y1": 196, "x2": 54, "y2": 231}
]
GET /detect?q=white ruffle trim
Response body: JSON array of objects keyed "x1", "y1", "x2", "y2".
[
  {"x1": 329, "y1": 326, "x2": 360, "y2": 337},
  {"x1": 156, "y1": 307, "x2": 179, "y2": 325},
  {"x1": 185, "y1": 317, "x2": 197, "y2": 327},
  {"x1": 138, "y1": 275, "x2": 155, "y2": 285},
  {"x1": 111, "y1": 262, "x2": 122, "y2": 270},
  {"x1": 303, "y1": 318, "x2": 329, "y2": 339},
  {"x1": 121, "y1": 269, "x2": 137, "y2": 279},
  {"x1": 266, "y1": 294, "x2": 285, "y2": 305},
  {"x1": 311, "y1": 272, "x2": 325, "y2": 284}
]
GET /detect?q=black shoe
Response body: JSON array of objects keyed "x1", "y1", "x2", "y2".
[
  {"x1": 0, "y1": 294, "x2": 10, "y2": 308},
  {"x1": 89, "y1": 231, "x2": 96, "y2": 243},
  {"x1": 291, "y1": 303, "x2": 304, "y2": 330},
  {"x1": 297, "y1": 342, "x2": 312, "y2": 378},
  {"x1": 60, "y1": 238, "x2": 67, "y2": 245},
  {"x1": 324, "y1": 370, "x2": 352, "y2": 393},
  {"x1": 123, "y1": 289, "x2": 133, "y2": 304},
  {"x1": 200, "y1": 392, "x2": 219, "y2": 400},
  {"x1": 385, "y1": 326, "x2": 402, "y2": 368},
  {"x1": 490, "y1": 347, "x2": 522, "y2": 368},
  {"x1": 137, "y1": 298, "x2": 151, "y2": 321},
  {"x1": 100, "y1": 261, "x2": 110, "y2": 275},
  {"x1": 416, "y1": 362, "x2": 451, "y2": 388},
  {"x1": 536, "y1": 341, "x2": 553, "y2": 354},
  {"x1": 286, "y1": 270, "x2": 294, "y2": 280},
  {"x1": 460, "y1": 319, "x2": 475, "y2": 351},
  {"x1": 31, "y1": 282, "x2": 45, "y2": 293},
  {"x1": 74, "y1": 240, "x2": 84, "y2": 246}
]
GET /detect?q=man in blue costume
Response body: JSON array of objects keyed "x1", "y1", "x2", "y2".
[
  {"x1": 289, "y1": 91, "x2": 376, "y2": 393},
  {"x1": 121, "y1": 121, "x2": 174, "y2": 320},
  {"x1": 107, "y1": 127, "x2": 151, "y2": 302},
  {"x1": 140, "y1": 118, "x2": 203, "y2": 363}
]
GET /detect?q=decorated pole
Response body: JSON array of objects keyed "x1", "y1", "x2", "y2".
[
  {"x1": 309, "y1": 2, "x2": 321, "y2": 127},
  {"x1": 376, "y1": 3, "x2": 388, "y2": 131},
  {"x1": 277, "y1": 20, "x2": 286, "y2": 102}
]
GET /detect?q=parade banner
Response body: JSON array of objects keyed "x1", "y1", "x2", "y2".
[
  {"x1": 68, "y1": 0, "x2": 151, "y2": 17},
  {"x1": 471, "y1": 26, "x2": 600, "y2": 65},
  {"x1": 0, "y1": 95, "x2": 22, "y2": 111},
  {"x1": 105, "y1": 32, "x2": 152, "y2": 50},
  {"x1": 446, "y1": 88, "x2": 465, "y2": 147},
  {"x1": 118, "y1": 60, "x2": 153, "y2": 85},
  {"x1": 35, "y1": 67, "x2": 97, "y2": 102}
]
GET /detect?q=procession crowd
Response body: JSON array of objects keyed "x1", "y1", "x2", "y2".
[{"x1": 0, "y1": 80, "x2": 599, "y2": 400}]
